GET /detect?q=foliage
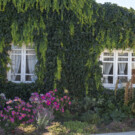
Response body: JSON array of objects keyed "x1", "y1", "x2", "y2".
[
  {"x1": 69, "y1": 89, "x2": 135, "y2": 124},
  {"x1": 0, "y1": 93, "x2": 6, "y2": 110},
  {"x1": 47, "y1": 122, "x2": 69, "y2": 135},
  {"x1": 0, "y1": 97, "x2": 36, "y2": 131},
  {"x1": 48, "y1": 121, "x2": 97, "y2": 135},
  {"x1": 97, "y1": 89, "x2": 135, "y2": 123},
  {"x1": 63, "y1": 121, "x2": 97, "y2": 134},
  {"x1": 0, "y1": 0, "x2": 134, "y2": 98},
  {"x1": 0, "y1": 127, "x2": 5, "y2": 135},
  {"x1": 80, "y1": 110, "x2": 100, "y2": 124},
  {"x1": 55, "y1": 109, "x2": 76, "y2": 121},
  {"x1": 0, "y1": 82, "x2": 44, "y2": 101},
  {"x1": 106, "y1": 121, "x2": 128, "y2": 132},
  {"x1": 0, "y1": 90, "x2": 71, "y2": 132},
  {"x1": 29, "y1": 89, "x2": 71, "y2": 112},
  {"x1": 0, "y1": 1, "x2": 135, "y2": 128},
  {"x1": 36, "y1": 108, "x2": 54, "y2": 130}
]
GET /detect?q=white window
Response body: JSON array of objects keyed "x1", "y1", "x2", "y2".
[
  {"x1": 7, "y1": 45, "x2": 37, "y2": 83},
  {"x1": 100, "y1": 49, "x2": 135, "y2": 88}
]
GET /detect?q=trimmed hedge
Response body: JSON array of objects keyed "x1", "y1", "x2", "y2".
[{"x1": 0, "y1": 82, "x2": 45, "y2": 101}]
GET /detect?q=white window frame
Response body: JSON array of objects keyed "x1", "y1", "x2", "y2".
[
  {"x1": 7, "y1": 44, "x2": 37, "y2": 83},
  {"x1": 100, "y1": 49, "x2": 135, "y2": 89}
]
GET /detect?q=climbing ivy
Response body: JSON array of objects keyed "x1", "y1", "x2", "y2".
[{"x1": 0, "y1": 0, "x2": 135, "y2": 98}]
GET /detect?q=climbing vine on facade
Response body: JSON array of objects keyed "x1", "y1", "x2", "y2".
[{"x1": 0, "y1": 0, "x2": 135, "y2": 98}]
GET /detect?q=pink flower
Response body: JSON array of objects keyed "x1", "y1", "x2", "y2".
[
  {"x1": 46, "y1": 100, "x2": 51, "y2": 106},
  {"x1": 22, "y1": 107, "x2": 25, "y2": 111},
  {"x1": 46, "y1": 93, "x2": 51, "y2": 98},
  {"x1": 6, "y1": 100, "x2": 13, "y2": 104},
  {"x1": 61, "y1": 98, "x2": 63, "y2": 101},
  {"x1": 53, "y1": 102, "x2": 57, "y2": 105},
  {"x1": 69, "y1": 101, "x2": 71, "y2": 105},
  {"x1": 21, "y1": 113, "x2": 26, "y2": 118},
  {"x1": 33, "y1": 110, "x2": 36, "y2": 114},
  {"x1": 0, "y1": 113, "x2": 4, "y2": 117},
  {"x1": 54, "y1": 89, "x2": 57, "y2": 92},
  {"x1": 56, "y1": 99, "x2": 59, "y2": 102},
  {"x1": 26, "y1": 103, "x2": 32, "y2": 108},
  {"x1": 19, "y1": 116, "x2": 22, "y2": 120},
  {"x1": 64, "y1": 96, "x2": 67, "y2": 99},
  {"x1": 41, "y1": 95, "x2": 45, "y2": 100},
  {"x1": 27, "y1": 109, "x2": 31, "y2": 112},
  {"x1": 7, "y1": 106, "x2": 11, "y2": 109},
  {"x1": 51, "y1": 97, "x2": 55, "y2": 101},
  {"x1": 10, "y1": 117, "x2": 14, "y2": 123},
  {"x1": 56, "y1": 105, "x2": 59, "y2": 109},
  {"x1": 61, "y1": 107, "x2": 64, "y2": 112},
  {"x1": 11, "y1": 111, "x2": 16, "y2": 116},
  {"x1": 16, "y1": 112, "x2": 19, "y2": 115},
  {"x1": 49, "y1": 91, "x2": 53, "y2": 94}
]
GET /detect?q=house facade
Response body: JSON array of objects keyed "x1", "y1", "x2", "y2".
[{"x1": 7, "y1": 46, "x2": 135, "y2": 89}]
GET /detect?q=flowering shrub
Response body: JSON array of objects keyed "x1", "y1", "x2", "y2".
[
  {"x1": 29, "y1": 89, "x2": 71, "y2": 113},
  {"x1": 29, "y1": 89, "x2": 71, "y2": 129},
  {"x1": 0, "y1": 97, "x2": 35, "y2": 131},
  {"x1": 0, "y1": 89, "x2": 71, "y2": 131}
]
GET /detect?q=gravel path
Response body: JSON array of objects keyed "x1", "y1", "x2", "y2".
[{"x1": 94, "y1": 131, "x2": 135, "y2": 135}]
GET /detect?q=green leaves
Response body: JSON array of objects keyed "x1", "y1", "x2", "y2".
[{"x1": 0, "y1": 0, "x2": 135, "y2": 98}]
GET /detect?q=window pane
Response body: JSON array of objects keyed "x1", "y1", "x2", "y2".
[
  {"x1": 25, "y1": 75, "x2": 36, "y2": 81},
  {"x1": 103, "y1": 63, "x2": 113, "y2": 75},
  {"x1": 26, "y1": 55, "x2": 36, "y2": 74},
  {"x1": 103, "y1": 76, "x2": 113, "y2": 84},
  {"x1": 11, "y1": 75, "x2": 21, "y2": 81},
  {"x1": 132, "y1": 63, "x2": 135, "y2": 70},
  {"x1": 11, "y1": 50, "x2": 21, "y2": 54},
  {"x1": 11, "y1": 55, "x2": 21, "y2": 74},
  {"x1": 118, "y1": 53, "x2": 128, "y2": 56},
  {"x1": 118, "y1": 63, "x2": 128, "y2": 75},
  {"x1": 104, "y1": 52, "x2": 114, "y2": 56},
  {"x1": 132, "y1": 58, "x2": 135, "y2": 62},
  {"x1": 26, "y1": 50, "x2": 35, "y2": 54},
  {"x1": 26, "y1": 46, "x2": 34, "y2": 49},
  {"x1": 11, "y1": 45, "x2": 21, "y2": 49},
  {"x1": 118, "y1": 58, "x2": 128, "y2": 61},
  {"x1": 132, "y1": 53, "x2": 135, "y2": 56},
  {"x1": 118, "y1": 77, "x2": 128, "y2": 83},
  {"x1": 104, "y1": 58, "x2": 114, "y2": 61}
]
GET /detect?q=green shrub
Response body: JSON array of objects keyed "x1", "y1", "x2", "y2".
[
  {"x1": 63, "y1": 121, "x2": 97, "y2": 134},
  {"x1": 106, "y1": 121, "x2": 128, "y2": 132},
  {"x1": 80, "y1": 110, "x2": 101, "y2": 124},
  {"x1": 0, "y1": 82, "x2": 44, "y2": 101}
]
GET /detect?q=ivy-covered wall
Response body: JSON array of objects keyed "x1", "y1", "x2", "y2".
[{"x1": 0, "y1": 0, "x2": 135, "y2": 99}]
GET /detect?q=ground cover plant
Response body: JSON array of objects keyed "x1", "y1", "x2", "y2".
[
  {"x1": 0, "y1": 89, "x2": 71, "y2": 134},
  {"x1": 0, "y1": 87, "x2": 135, "y2": 134}
]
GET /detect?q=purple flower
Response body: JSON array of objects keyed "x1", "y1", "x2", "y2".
[
  {"x1": 11, "y1": 111, "x2": 16, "y2": 116},
  {"x1": 46, "y1": 100, "x2": 51, "y2": 106}
]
